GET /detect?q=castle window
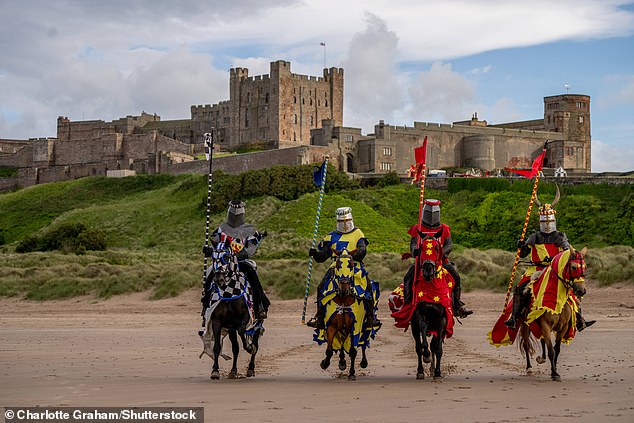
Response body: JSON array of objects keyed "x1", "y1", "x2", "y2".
[
  {"x1": 344, "y1": 134, "x2": 353, "y2": 142},
  {"x1": 265, "y1": 93, "x2": 269, "y2": 104},
  {"x1": 310, "y1": 99, "x2": 313, "y2": 105},
  {"x1": 380, "y1": 162, "x2": 392, "y2": 171},
  {"x1": 325, "y1": 100, "x2": 328, "y2": 107},
  {"x1": 245, "y1": 110, "x2": 249, "y2": 127},
  {"x1": 310, "y1": 116, "x2": 314, "y2": 126},
  {"x1": 293, "y1": 132, "x2": 296, "y2": 141},
  {"x1": 318, "y1": 100, "x2": 321, "y2": 107},
  {"x1": 294, "y1": 114, "x2": 298, "y2": 124},
  {"x1": 294, "y1": 96, "x2": 297, "y2": 104},
  {"x1": 383, "y1": 147, "x2": 392, "y2": 156},
  {"x1": 247, "y1": 92, "x2": 251, "y2": 103},
  {"x1": 578, "y1": 116, "x2": 584, "y2": 123}
]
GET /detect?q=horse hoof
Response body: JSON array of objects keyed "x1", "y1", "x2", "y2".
[
  {"x1": 433, "y1": 372, "x2": 442, "y2": 380},
  {"x1": 416, "y1": 372, "x2": 425, "y2": 380},
  {"x1": 423, "y1": 353, "x2": 431, "y2": 364},
  {"x1": 320, "y1": 360, "x2": 330, "y2": 370},
  {"x1": 360, "y1": 358, "x2": 368, "y2": 369},
  {"x1": 536, "y1": 356, "x2": 546, "y2": 364},
  {"x1": 228, "y1": 370, "x2": 238, "y2": 379},
  {"x1": 338, "y1": 361, "x2": 347, "y2": 371},
  {"x1": 552, "y1": 374, "x2": 561, "y2": 382},
  {"x1": 348, "y1": 374, "x2": 356, "y2": 381},
  {"x1": 210, "y1": 370, "x2": 220, "y2": 380},
  {"x1": 246, "y1": 369, "x2": 255, "y2": 378}
]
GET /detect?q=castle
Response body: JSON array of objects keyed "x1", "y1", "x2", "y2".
[{"x1": 0, "y1": 60, "x2": 593, "y2": 191}]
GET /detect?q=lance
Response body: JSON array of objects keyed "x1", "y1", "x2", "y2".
[
  {"x1": 502, "y1": 141, "x2": 548, "y2": 310},
  {"x1": 201, "y1": 130, "x2": 214, "y2": 320},
  {"x1": 302, "y1": 156, "x2": 329, "y2": 324},
  {"x1": 413, "y1": 137, "x2": 428, "y2": 288}
]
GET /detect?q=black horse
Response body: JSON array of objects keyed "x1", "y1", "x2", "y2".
[
  {"x1": 203, "y1": 242, "x2": 263, "y2": 380},
  {"x1": 410, "y1": 231, "x2": 450, "y2": 380}
]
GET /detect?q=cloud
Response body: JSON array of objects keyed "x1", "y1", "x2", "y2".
[
  {"x1": 343, "y1": 13, "x2": 403, "y2": 132},
  {"x1": 591, "y1": 138, "x2": 634, "y2": 172},
  {"x1": 407, "y1": 62, "x2": 475, "y2": 123}
]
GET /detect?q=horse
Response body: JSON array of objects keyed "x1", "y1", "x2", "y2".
[
  {"x1": 518, "y1": 246, "x2": 588, "y2": 381},
  {"x1": 409, "y1": 231, "x2": 453, "y2": 379},
  {"x1": 202, "y1": 241, "x2": 263, "y2": 380},
  {"x1": 317, "y1": 249, "x2": 370, "y2": 380}
]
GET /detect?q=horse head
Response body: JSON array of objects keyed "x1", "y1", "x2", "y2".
[
  {"x1": 415, "y1": 228, "x2": 445, "y2": 282},
  {"x1": 210, "y1": 240, "x2": 240, "y2": 287},
  {"x1": 333, "y1": 249, "x2": 356, "y2": 298},
  {"x1": 563, "y1": 246, "x2": 588, "y2": 298}
]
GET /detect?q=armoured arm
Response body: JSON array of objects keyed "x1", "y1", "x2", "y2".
[
  {"x1": 443, "y1": 235, "x2": 453, "y2": 258},
  {"x1": 558, "y1": 232, "x2": 571, "y2": 250},
  {"x1": 351, "y1": 238, "x2": 368, "y2": 262},
  {"x1": 309, "y1": 240, "x2": 332, "y2": 263}
]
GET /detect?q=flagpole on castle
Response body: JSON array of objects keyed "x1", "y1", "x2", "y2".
[
  {"x1": 502, "y1": 141, "x2": 548, "y2": 310},
  {"x1": 302, "y1": 156, "x2": 329, "y2": 323}
]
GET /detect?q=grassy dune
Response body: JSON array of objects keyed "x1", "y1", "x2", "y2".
[{"x1": 0, "y1": 171, "x2": 632, "y2": 300}]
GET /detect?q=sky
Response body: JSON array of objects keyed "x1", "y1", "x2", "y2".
[{"x1": 1, "y1": 0, "x2": 633, "y2": 172}]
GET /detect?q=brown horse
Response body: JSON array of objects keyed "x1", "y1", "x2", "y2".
[
  {"x1": 318, "y1": 250, "x2": 368, "y2": 380},
  {"x1": 518, "y1": 246, "x2": 588, "y2": 381}
]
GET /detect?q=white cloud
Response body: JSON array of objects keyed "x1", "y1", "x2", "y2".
[
  {"x1": 407, "y1": 62, "x2": 475, "y2": 123},
  {"x1": 591, "y1": 138, "x2": 634, "y2": 172}
]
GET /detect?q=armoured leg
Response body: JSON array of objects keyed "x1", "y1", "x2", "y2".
[
  {"x1": 201, "y1": 270, "x2": 215, "y2": 325},
  {"x1": 403, "y1": 265, "x2": 415, "y2": 304},
  {"x1": 306, "y1": 278, "x2": 327, "y2": 329},
  {"x1": 239, "y1": 262, "x2": 269, "y2": 320},
  {"x1": 504, "y1": 285, "x2": 522, "y2": 328},
  {"x1": 446, "y1": 263, "x2": 472, "y2": 318},
  {"x1": 576, "y1": 305, "x2": 596, "y2": 332}
]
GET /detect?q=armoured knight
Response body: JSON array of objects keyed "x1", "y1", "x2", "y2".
[
  {"x1": 402, "y1": 199, "x2": 473, "y2": 318},
  {"x1": 201, "y1": 200, "x2": 270, "y2": 322},
  {"x1": 306, "y1": 207, "x2": 381, "y2": 329},
  {"x1": 505, "y1": 187, "x2": 595, "y2": 330}
]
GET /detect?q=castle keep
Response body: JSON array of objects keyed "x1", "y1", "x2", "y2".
[{"x1": 0, "y1": 60, "x2": 592, "y2": 190}]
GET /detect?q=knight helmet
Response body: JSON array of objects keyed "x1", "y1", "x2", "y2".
[
  {"x1": 536, "y1": 186, "x2": 560, "y2": 234},
  {"x1": 335, "y1": 206, "x2": 355, "y2": 234},
  {"x1": 226, "y1": 200, "x2": 245, "y2": 228},
  {"x1": 422, "y1": 199, "x2": 441, "y2": 228}
]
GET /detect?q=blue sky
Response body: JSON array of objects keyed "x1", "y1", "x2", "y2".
[{"x1": 1, "y1": 0, "x2": 633, "y2": 172}]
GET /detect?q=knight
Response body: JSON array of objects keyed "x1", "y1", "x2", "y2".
[
  {"x1": 201, "y1": 200, "x2": 270, "y2": 323},
  {"x1": 402, "y1": 199, "x2": 473, "y2": 318},
  {"x1": 505, "y1": 186, "x2": 595, "y2": 331},
  {"x1": 306, "y1": 207, "x2": 381, "y2": 330}
]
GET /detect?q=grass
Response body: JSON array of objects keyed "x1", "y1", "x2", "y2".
[{"x1": 1, "y1": 172, "x2": 632, "y2": 300}]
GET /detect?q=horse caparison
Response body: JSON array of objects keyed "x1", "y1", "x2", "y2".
[
  {"x1": 205, "y1": 243, "x2": 263, "y2": 380},
  {"x1": 410, "y1": 230, "x2": 449, "y2": 379},
  {"x1": 518, "y1": 246, "x2": 588, "y2": 381},
  {"x1": 319, "y1": 250, "x2": 368, "y2": 380}
]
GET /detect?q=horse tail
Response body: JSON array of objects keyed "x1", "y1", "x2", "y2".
[{"x1": 518, "y1": 323, "x2": 537, "y2": 356}]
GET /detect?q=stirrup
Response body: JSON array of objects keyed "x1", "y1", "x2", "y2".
[
  {"x1": 504, "y1": 317, "x2": 516, "y2": 328},
  {"x1": 455, "y1": 306, "x2": 473, "y2": 318},
  {"x1": 306, "y1": 316, "x2": 324, "y2": 329}
]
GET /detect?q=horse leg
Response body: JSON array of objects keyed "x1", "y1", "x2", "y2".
[
  {"x1": 210, "y1": 320, "x2": 222, "y2": 380},
  {"x1": 338, "y1": 349, "x2": 347, "y2": 371},
  {"x1": 536, "y1": 339, "x2": 547, "y2": 364},
  {"x1": 320, "y1": 327, "x2": 335, "y2": 370},
  {"x1": 519, "y1": 324, "x2": 533, "y2": 373},
  {"x1": 540, "y1": 323, "x2": 559, "y2": 381},
  {"x1": 360, "y1": 346, "x2": 368, "y2": 369},
  {"x1": 411, "y1": 312, "x2": 426, "y2": 379},
  {"x1": 227, "y1": 330, "x2": 240, "y2": 379},
  {"x1": 348, "y1": 346, "x2": 357, "y2": 381},
  {"x1": 431, "y1": 333, "x2": 443, "y2": 379},
  {"x1": 246, "y1": 326, "x2": 261, "y2": 378}
]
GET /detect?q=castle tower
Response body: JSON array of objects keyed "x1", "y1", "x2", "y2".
[{"x1": 543, "y1": 94, "x2": 591, "y2": 172}]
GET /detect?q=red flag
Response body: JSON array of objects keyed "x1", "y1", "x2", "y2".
[
  {"x1": 506, "y1": 148, "x2": 546, "y2": 178},
  {"x1": 412, "y1": 136, "x2": 428, "y2": 182}
]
